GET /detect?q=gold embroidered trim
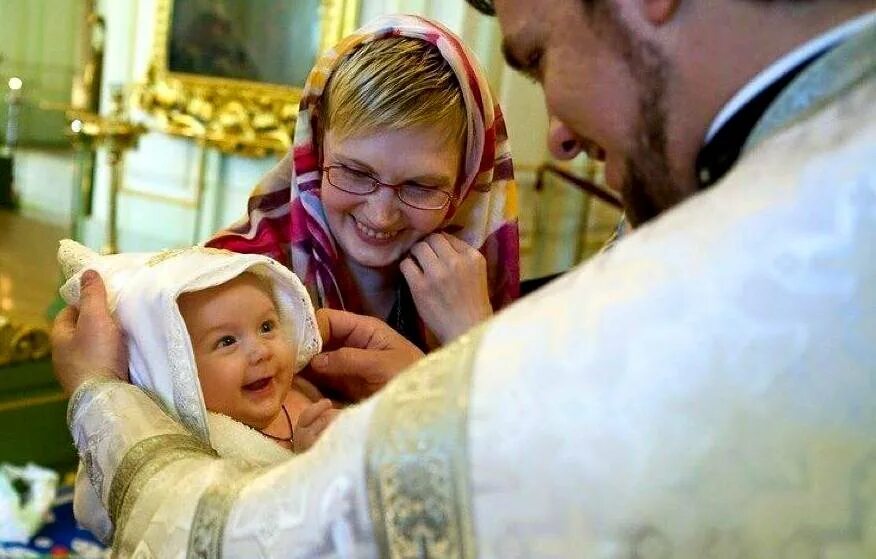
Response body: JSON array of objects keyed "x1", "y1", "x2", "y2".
[
  {"x1": 146, "y1": 246, "x2": 233, "y2": 267},
  {"x1": 366, "y1": 325, "x2": 484, "y2": 559},
  {"x1": 187, "y1": 462, "x2": 261, "y2": 558},
  {"x1": 66, "y1": 376, "x2": 124, "y2": 428},
  {"x1": 109, "y1": 433, "x2": 217, "y2": 551}
]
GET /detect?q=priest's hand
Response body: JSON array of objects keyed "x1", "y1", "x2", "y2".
[
  {"x1": 51, "y1": 270, "x2": 128, "y2": 395},
  {"x1": 304, "y1": 309, "x2": 424, "y2": 402}
]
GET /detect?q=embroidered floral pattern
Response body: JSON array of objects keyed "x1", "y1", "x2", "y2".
[{"x1": 366, "y1": 326, "x2": 484, "y2": 559}]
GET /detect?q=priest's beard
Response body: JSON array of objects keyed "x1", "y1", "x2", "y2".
[
  {"x1": 621, "y1": 61, "x2": 674, "y2": 227},
  {"x1": 596, "y1": 6, "x2": 678, "y2": 227}
]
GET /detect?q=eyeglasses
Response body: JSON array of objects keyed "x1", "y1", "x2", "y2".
[{"x1": 323, "y1": 165, "x2": 454, "y2": 211}]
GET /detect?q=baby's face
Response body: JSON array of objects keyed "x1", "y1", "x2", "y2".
[{"x1": 178, "y1": 274, "x2": 295, "y2": 430}]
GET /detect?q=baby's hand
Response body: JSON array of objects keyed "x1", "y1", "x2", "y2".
[{"x1": 293, "y1": 399, "x2": 339, "y2": 453}]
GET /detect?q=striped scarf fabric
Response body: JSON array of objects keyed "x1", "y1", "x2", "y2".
[{"x1": 207, "y1": 14, "x2": 519, "y2": 318}]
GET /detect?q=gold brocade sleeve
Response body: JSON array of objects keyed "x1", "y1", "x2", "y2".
[
  {"x1": 67, "y1": 378, "x2": 257, "y2": 557},
  {"x1": 365, "y1": 326, "x2": 485, "y2": 559}
]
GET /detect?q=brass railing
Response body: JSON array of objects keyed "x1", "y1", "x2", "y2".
[
  {"x1": 529, "y1": 162, "x2": 623, "y2": 271},
  {"x1": 533, "y1": 162, "x2": 622, "y2": 209}
]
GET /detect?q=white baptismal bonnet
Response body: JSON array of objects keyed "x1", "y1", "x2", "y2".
[{"x1": 58, "y1": 240, "x2": 322, "y2": 445}]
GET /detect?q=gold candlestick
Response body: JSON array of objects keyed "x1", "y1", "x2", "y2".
[{"x1": 68, "y1": 86, "x2": 146, "y2": 253}]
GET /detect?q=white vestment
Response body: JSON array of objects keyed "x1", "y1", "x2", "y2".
[{"x1": 66, "y1": 22, "x2": 876, "y2": 558}]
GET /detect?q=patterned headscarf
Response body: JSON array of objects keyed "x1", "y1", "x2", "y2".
[{"x1": 208, "y1": 14, "x2": 519, "y2": 316}]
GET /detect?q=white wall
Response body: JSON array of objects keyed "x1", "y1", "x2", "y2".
[{"x1": 13, "y1": 149, "x2": 76, "y2": 224}]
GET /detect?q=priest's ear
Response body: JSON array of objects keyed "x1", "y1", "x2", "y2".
[{"x1": 641, "y1": 0, "x2": 680, "y2": 25}]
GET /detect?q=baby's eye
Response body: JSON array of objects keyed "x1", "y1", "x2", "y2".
[
  {"x1": 215, "y1": 335, "x2": 236, "y2": 349},
  {"x1": 260, "y1": 320, "x2": 276, "y2": 334}
]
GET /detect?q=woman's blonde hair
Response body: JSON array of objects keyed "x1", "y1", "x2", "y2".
[{"x1": 322, "y1": 37, "x2": 467, "y2": 145}]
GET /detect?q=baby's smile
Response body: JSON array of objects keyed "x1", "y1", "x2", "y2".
[{"x1": 243, "y1": 376, "x2": 273, "y2": 393}]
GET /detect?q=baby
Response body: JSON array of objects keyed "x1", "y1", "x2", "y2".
[
  {"x1": 177, "y1": 272, "x2": 336, "y2": 453},
  {"x1": 57, "y1": 240, "x2": 336, "y2": 542}
]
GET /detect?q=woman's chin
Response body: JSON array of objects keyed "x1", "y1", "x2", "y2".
[
  {"x1": 347, "y1": 249, "x2": 403, "y2": 270},
  {"x1": 343, "y1": 236, "x2": 409, "y2": 269}
]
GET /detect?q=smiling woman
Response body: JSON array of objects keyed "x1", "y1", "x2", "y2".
[{"x1": 208, "y1": 14, "x2": 520, "y2": 349}]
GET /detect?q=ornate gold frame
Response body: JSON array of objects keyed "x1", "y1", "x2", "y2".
[{"x1": 137, "y1": 0, "x2": 360, "y2": 157}]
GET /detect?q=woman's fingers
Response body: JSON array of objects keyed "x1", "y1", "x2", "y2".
[
  {"x1": 429, "y1": 233, "x2": 483, "y2": 268},
  {"x1": 441, "y1": 233, "x2": 475, "y2": 254},
  {"x1": 425, "y1": 233, "x2": 458, "y2": 260},
  {"x1": 443, "y1": 234, "x2": 487, "y2": 273},
  {"x1": 408, "y1": 240, "x2": 440, "y2": 270},
  {"x1": 400, "y1": 257, "x2": 424, "y2": 288}
]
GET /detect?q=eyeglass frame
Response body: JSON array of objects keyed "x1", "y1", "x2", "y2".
[{"x1": 322, "y1": 165, "x2": 455, "y2": 211}]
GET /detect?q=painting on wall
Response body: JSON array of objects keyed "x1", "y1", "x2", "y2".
[{"x1": 167, "y1": 0, "x2": 320, "y2": 87}]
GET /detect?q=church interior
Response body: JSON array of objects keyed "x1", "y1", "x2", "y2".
[{"x1": 0, "y1": 0, "x2": 622, "y2": 552}]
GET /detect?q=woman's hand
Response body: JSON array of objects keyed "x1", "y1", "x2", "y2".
[
  {"x1": 293, "y1": 398, "x2": 339, "y2": 453},
  {"x1": 401, "y1": 233, "x2": 493, "y2": 344}
]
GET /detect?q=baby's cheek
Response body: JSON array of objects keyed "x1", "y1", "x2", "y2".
[
  {"x1": 199, "y1": 376, "x2": 236, "y2": 415},
  {"x1": 275, "y1": 340, "x2": 297, "y2": 378},
  {"x1": 280, "y1": 357, "x2": 296, "y2": 387},
  {"x1": 199, "y1": 385, "x2": 223, "y2": 413}
]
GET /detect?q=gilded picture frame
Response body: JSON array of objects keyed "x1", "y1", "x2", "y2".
[{"x1": 138, "y1": 0, "x2": 360, "y2": 157}]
